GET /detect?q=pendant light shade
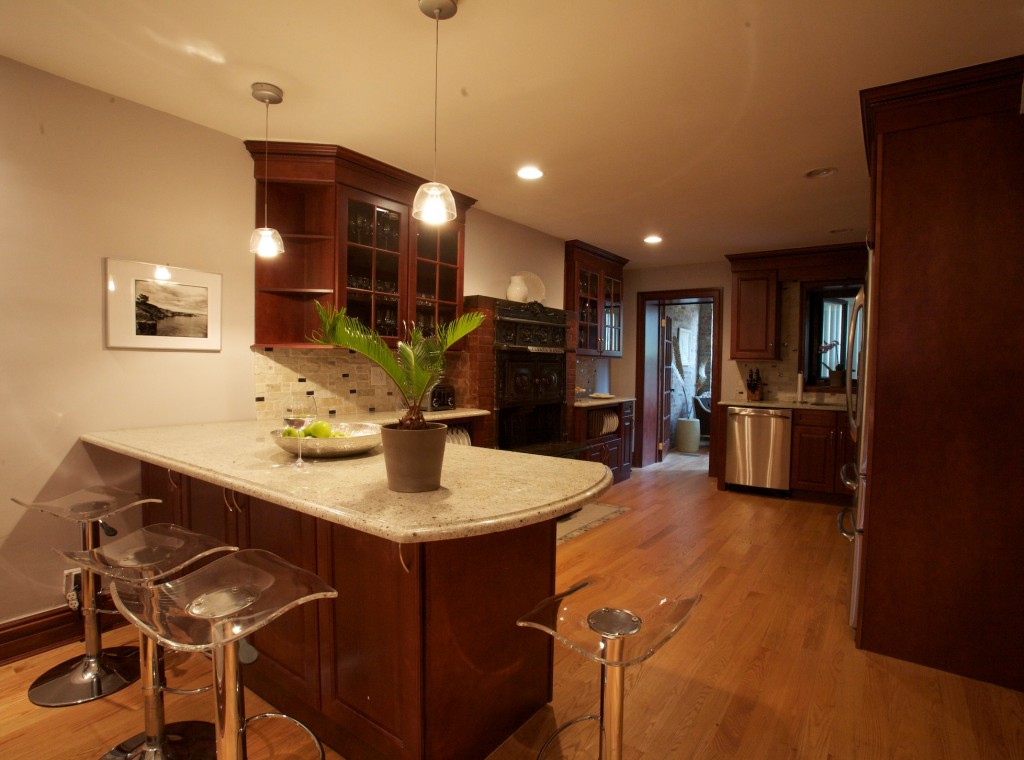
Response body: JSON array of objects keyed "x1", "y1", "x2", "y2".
[
  {"x1": 250, "y1": 82, "x2": 285, "y2": 257},
  {"x1": 412, "y1": 182, "x2": 457, "y2": 225},
  {"x1": 250, "y1": 227, "x2": 285, "y2": 258},
  {"x1": 412, "y1": 1, "x2": 458, "y2": 225}
]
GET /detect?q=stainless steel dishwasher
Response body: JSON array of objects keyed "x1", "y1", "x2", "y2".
[{"x1": 725, "y1": 407, "x2": 792, "y2": 489}]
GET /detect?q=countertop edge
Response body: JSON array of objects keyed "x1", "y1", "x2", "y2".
[{"x1": 81, "y1": 420, "x2": 611, "y2": 545}]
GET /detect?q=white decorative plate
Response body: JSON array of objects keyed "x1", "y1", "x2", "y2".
[{"x1": 513, "y1": 271, "x2": 546, "y2": 303}]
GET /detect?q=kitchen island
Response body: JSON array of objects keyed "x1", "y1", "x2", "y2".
[{"x1": 82, "y1": 418, "x2": 612, "y2": 760}]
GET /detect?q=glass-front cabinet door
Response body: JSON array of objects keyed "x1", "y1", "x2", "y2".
[
  {"x1": 564, "y1": 240, "x2": 628, "y2": 358},
  {"x1": 340, "y1": 192, "x2": 408, "y2": 340},
  {"x1": 603, "y1": 273, "x2": 623, "y2": 355},
  {"x1": 577, "y1": 267, "x2": 601, "y2": 353},
  {"x1": 413, "y1": 221, "x2": 463, "y2": 336}
]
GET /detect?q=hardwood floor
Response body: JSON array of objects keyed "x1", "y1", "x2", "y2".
[{"x1": 1, "y1": 451, "x2": 1021, "y2": 759}]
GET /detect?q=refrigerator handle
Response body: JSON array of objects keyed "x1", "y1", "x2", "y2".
[
  {"x1": 846, "y1": 287, "x2": 865, "y2": 441},
  {"x1": 837, "y1": 507, "x2": 857, "y2": 541},
  {"x1": 839, "y1": 462, "x2": 858, "y2": 491}
]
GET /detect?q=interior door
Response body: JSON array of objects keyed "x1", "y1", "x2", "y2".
[{"x1": 659, "y1": 312, "x2": 673, "y2": 462}]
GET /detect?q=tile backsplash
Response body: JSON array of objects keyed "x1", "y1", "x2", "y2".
[{"x1": 254, "y1": 348, "x2": 404, "y2": 422}]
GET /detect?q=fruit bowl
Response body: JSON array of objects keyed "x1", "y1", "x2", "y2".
[{"x1": 271, "y1": 422, "x2": 382, "y2": 458}]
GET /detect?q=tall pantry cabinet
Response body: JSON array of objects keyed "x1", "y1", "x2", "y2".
[{"x1": 857, "y1": 56, "x2": 1024, "y2": 690}]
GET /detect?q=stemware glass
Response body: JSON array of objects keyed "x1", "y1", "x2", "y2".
[{"x1": 283, "y1": 395, "x2": 317, "y2": 468}]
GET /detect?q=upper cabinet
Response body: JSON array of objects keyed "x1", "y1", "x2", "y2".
[
  {"x1": 246, "y1": 142, "x2": 474, "y2": 347},
  {"x1": 564, "y1": 240, "x2": 629, "y2": 357},
  {"x1": 726, "y1": 244, "x2": 867, "y2": 363},
  {"x1": 729, "y1": 268, "x2": 779, "y2": 360}
]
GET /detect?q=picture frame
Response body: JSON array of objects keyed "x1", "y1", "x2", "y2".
[{"x1": 105, "y1": 258, "x2": 222, "y2": 351}]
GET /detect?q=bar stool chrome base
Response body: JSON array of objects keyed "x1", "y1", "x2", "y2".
[
  {"x1": 14, "y1": 485, "x2": 159, "y2": 707},
  {"x1": 518, "y1": 576, "x2": 700, "y2": 760},
  {"x1": 101, "y1": 720, "x2": 215, "y2": 760},
  {"x1": 28, "y1": 646, "x2": 141, "y2": 708},
  {"x1": 112, "y1": 549, "x2": 338, "y2": 760},
  {"x1": 60, "y1": 523, "x2": 238, "y2": 760}
]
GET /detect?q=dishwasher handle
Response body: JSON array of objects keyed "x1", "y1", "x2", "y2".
[{"x1": 727, "y1": 407, "x2": 791, "y2": 419}]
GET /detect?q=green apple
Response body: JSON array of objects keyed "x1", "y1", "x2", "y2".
[
  {"x1": 304, "y1": 421, "x2": 334, "y2": 438},
  {"x1": 280, "y1": 427, "x2": 299, "y2": 437}
]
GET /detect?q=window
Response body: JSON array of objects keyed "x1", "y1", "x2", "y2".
[{"x1": 802, "y1": 282, "x2": 860, "y2": 387}]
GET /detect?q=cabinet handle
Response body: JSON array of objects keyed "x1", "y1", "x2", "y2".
[
  {"x1": 166, "y1": 469, "x2": 180, "y2": 490},
  {"x1": 397, "y1": 543, "x2": 411, "y2": 574},
  {"x1": 222, "y1": 489, "x2": 243, "y2": 512}
]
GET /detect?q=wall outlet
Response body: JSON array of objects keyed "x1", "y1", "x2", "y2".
[
  {"x1": 63, "y1": 568, "x2": 81, "y2": 610},
  {"x1": 370, "y1": 367, "x2": 386, "y2": 386}
]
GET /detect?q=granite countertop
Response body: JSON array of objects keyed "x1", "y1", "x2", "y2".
[
  {"x1": 718, "y1": 399, "x2": 847, "y2": 411},
  {"x1": 574, "y1": 395, "x2": 636, "y2": 408},
  {"x1": 81, "y1": 418, "x2": 612, "y2": 545}
]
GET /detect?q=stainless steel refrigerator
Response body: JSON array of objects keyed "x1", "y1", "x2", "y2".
[{"x1": 838, "y1": 244, "x2": 871, "y2": 630}]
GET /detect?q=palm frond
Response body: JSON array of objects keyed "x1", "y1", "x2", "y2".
[{"x1": 311, "y1": 302, "x2": 484, "y2": 426}]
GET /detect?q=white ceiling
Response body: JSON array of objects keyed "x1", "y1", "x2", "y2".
[{"x1": 1, "y1": 1, "x2": 1021, "y2": 268}]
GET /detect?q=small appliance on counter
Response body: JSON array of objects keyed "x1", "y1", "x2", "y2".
[{"x1": 427, "y1": 383, "x2": 456, "y2": 411}]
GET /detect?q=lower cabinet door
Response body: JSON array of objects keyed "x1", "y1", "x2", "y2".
[
  {"x1": 243, "y1": 497, "x2": 323, "y2": 710},
  {"x1": 317, "y1": 523, "x2": 423, "y2": 760}
]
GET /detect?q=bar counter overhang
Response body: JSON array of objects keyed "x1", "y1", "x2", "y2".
[{"x1": 81, "y1": 418, "x2": 612, "y2": 760}]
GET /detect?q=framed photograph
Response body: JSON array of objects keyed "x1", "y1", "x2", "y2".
[{"x1": 105, "y1": 259, "x2": 222, "y2": 351}]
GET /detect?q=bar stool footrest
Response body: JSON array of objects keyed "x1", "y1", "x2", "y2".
[
  {"x1": 537, "y1": 713, "x2": 600, "y2": 760},
  {"x1": 243, "y1": 712, "x2": 325, "y2": 760}
]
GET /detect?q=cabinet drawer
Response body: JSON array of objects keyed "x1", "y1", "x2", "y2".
[{"x1": 793, "y1": 409, "x2": 837, "y2": 427}]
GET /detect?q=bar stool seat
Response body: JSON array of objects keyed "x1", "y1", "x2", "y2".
[
  {"x1": 60, "y1": 523, "x2": 237, "y2": 760},
  {"x1": 517, "y1": 575, "x2": 700, "y2": 760},
  {"x1": 12, "y1": 485, "x2": 160, "y2": 707},
  {"x1": 111, "y1": 549, "x2": 338, "y2": 760}
]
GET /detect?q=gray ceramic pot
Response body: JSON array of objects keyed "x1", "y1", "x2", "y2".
[{"x1": 379, "y1": 422, "x2": 448, "y2": 492}]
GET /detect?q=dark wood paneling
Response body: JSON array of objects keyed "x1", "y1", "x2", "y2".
[
  {"x1": 422, "y1": 520, "x2": 555, "y2": 760},
  {"x1": 859, "y1": 56, "x2": 1024, "y2": 690}
]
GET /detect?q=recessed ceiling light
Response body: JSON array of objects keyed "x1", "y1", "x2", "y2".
[
  {"x1": 517, "y1": 166, "x2": 543, "y2": 180},
  {"x1": 805, "y1": 166, "x2": 838, "y2": 179},
  {"x1": 644, "y1": 235, "x2": 662, "y2": 244}
]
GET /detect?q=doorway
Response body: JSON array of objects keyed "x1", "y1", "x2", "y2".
[{"x1": 633, "y1": 288, "x2": 723, "y2": 476}]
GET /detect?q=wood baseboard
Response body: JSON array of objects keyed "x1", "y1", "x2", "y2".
[{"x1": 0, "y1": 595, "x2": 127, "y2": 666}]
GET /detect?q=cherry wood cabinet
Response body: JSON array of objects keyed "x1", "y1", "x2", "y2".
[
  {"x1": 246, "y1": 142, "x2": 473, "y2": 347},
  {"x1": 564, "y1": 240, "x2": 628, "y2": 357},
  {"x1": 572, "y1": 400, "x2": 633, "y2": 483},
  {"x1": 139, "y1": 462, "x2": 555, "y2": 759},
  {"x1": 729, "y1": 269, "x2": 779, "y2": 360},
  {"x1": 790, "y1": 409, "x2": 853, "y2": 494},
  {"x1": 856, "y1": 56, "x2": 1024, "y2": 690}
]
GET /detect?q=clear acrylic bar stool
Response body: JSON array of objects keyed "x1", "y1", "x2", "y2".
[
  {"x1": 111, "y1": 549, "x2": 338, "y2": 760},
  {"x1": 12, "y1": 485, "x2": 160, "y2": 707},
  {"x1": 517, "y1": 575, "x2": 700, "y2": 760},
  {"x1": 60, "y1": 522, "x2": 237, "y2": 760}
]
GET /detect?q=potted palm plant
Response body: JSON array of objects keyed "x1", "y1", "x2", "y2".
[{"x1": 312, "y1": 302, "x2": 484, "y2": 492}]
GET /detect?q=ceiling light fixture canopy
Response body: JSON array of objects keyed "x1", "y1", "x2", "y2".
[
  {"x1": 249, "y1": 82, "x2": 285, "y2": 258},
  {"x1": 412, "y1": 0, "x2": 458, "y2": 225}
]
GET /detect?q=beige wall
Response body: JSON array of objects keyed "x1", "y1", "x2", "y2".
[
  {"x1": 0, "y1": 57, "x2": 255, "y2": 623},
  {"x1": 464, "y1": 209, "x2": 565, "y2": 308}
]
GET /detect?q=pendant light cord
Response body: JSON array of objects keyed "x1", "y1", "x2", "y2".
[
  {"x1": 263, "y1": 102, "x2": 270, "y2": 228},
  {"x1": 432, "y1": 9, "x2": 440, "y2": 182}
]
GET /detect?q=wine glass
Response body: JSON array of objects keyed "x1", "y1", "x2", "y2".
[{"x1": 283, "y1": 396, "x2": 317, "y2": 468}]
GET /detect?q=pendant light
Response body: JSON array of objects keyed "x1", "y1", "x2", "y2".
[
  {"x1": 412, "y1": 0, "x2": 458, "y2": 225},
  {"x1": 249, "y1": 82, "x2": 285, "y2": 258}
]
